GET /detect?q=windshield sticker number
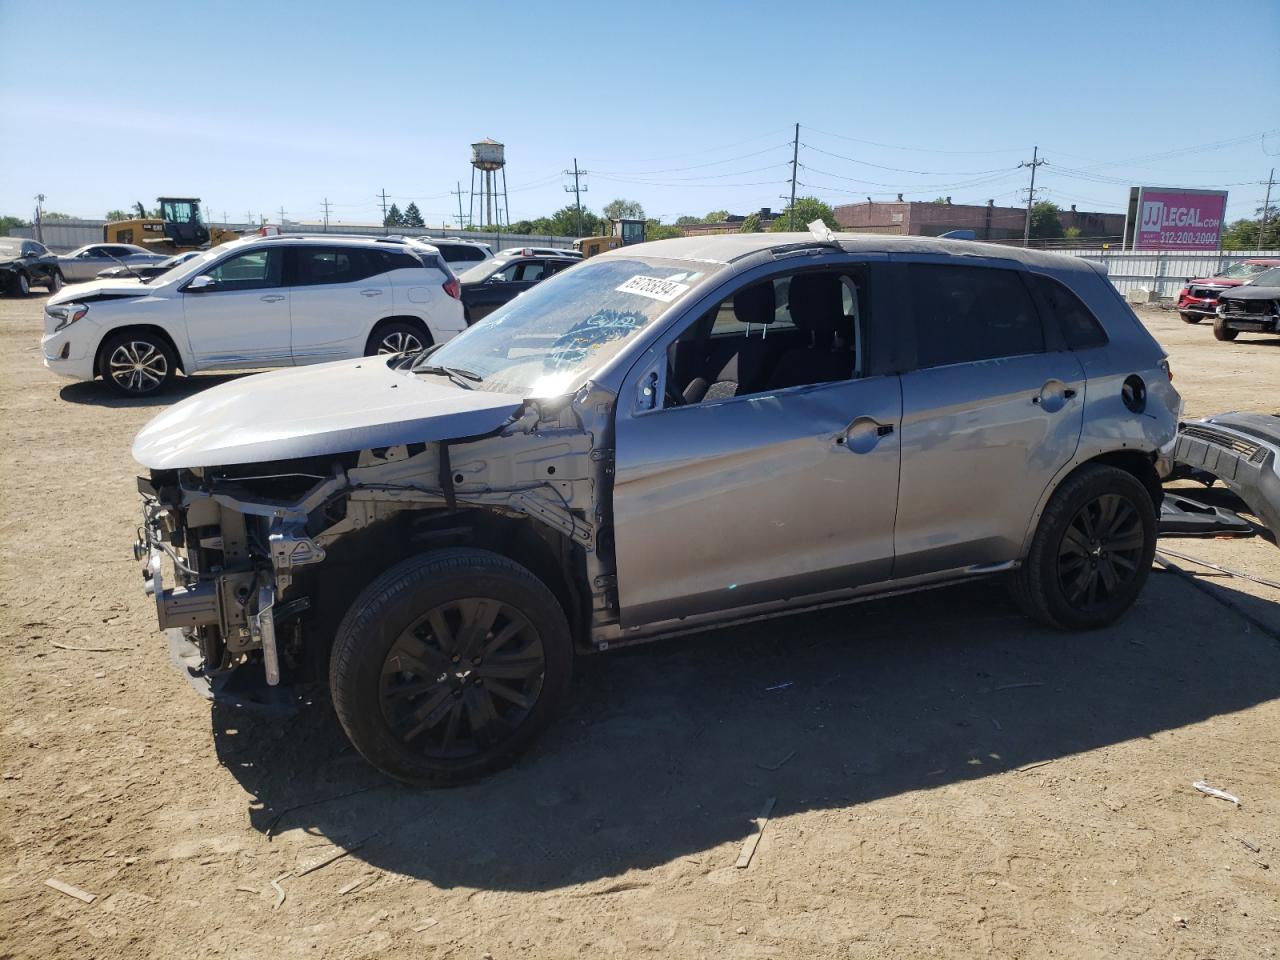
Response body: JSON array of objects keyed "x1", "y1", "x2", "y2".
[{"x1": 616, "y1": 275, "x2": 690, "y2": 303}]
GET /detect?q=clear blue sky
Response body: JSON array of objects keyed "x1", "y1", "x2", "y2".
[{"x1": 2, "y1": 0, "x2": 1277, "y2": 228}]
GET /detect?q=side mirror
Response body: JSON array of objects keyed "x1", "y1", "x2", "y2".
[{"x1": 186, "y1": 275, "x2": 217, "y2": 292}]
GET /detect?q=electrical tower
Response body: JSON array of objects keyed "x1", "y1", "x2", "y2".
[
  {"x1": 563, "y1": 159, "x2": 588, "y2": 236},
  {"x1": 1019, "y1": 146, "x2": 1048, "y2": 247}
]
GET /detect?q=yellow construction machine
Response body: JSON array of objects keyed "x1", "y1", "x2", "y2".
[{"x1": 104, "y1": 198, "x2": 239, "y2": 253}]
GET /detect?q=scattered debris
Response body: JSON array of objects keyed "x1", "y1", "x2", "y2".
[
  {"x1": 736, "y1": 925, "x2": 748, "y2": 935},
  {"x1": 1252, "y1": 858, "x2": 1270, "y2": 870},
  {"x1": 1172, "y1": 915, "x2": 1188, "y2": 929},
  {"x1": 49, "y1": 642, "x2": 130, "y2": 653},
  {"x1": 1193, "y1": 780, "x2": 1241, "y2": 807},
  {"x1": 994, "y1": 682, "x2": 1044, "y2": 692},
  {"x1": 1158, "y1": 494, "x2": 1255, "y2": 537},
  {"x1": 1238, "y1": 837, "x2": 1261, "y2": 854},
  {"x1": 1016, "y1": 759, "x2": 1055, "y2": 773},
  {"x1": 338, "y1": 874, "x2": 375, "y2": 895},
  {"x1": 735, "y1": 797, "x2": 777, "y2": 869},
  {"x1": 756, "y1": 750, "x2": 796, "y2": 771},
  {"x1": 264, "y1": 787, "x2": 382, "y2": 839},
  {"x1": 411, "y1": 918, "x2": 440, "y2": 932},
  {"x1": 764, "y1": 681, "x2": 794, "y2": 692},
  {"x1": 1158, "y1": 547, "x2": 1280, "y2": 590},
  {"x1": 235, "y1": 885, "x2": 258, "y2": 895},
  {"x1": 296, "y1": 833, "x2": 376, "y2": 877},
  {"x1": 270, "y1": 873, "x2": 290, "y2": 910},
  {"x1": 44, "y1": 878, "x2": 96, "y2": 904}
]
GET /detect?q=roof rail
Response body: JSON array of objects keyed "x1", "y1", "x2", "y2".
[{"x1": 256, "y1": 233, "x2": 412, "y2": 244}]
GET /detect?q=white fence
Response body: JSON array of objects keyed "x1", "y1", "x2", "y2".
[
  {"x1": 10, "y1": 219, "x2": 578, "y2": 254},
  {"x1": 1057, "y1": 248, "x2": 1280, "y2": 299}
]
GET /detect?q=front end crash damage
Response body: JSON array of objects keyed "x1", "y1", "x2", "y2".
[{"x1": 136, "y1": 384, "x2": 619, "y2": 701}]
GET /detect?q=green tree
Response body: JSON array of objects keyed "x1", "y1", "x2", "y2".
[
  {"x1": 769, "y1": 197, "x2": 839, "y2": 232},
  {"x1": 674, "y1": 215, "x2": 702, "y2": 226},
  {"x1": 544, "y1": 204, "x2": 601, "y2": 237},
  {"x1": 1063, "y1": 226, "x2": 1082, "y2": 241},
  {"x1": 739, "y1": 213, "x2": 762, "y2": 233},
  {"x1": 645, "y1": 220, "x2": 682, "y2": 241},
  {"x1": 1221, "y1": 203, "x2": 1280, "y2": 250},
  {"x1": 384, "y1": 203, "x2": 404, "y2": 228},
  {"x1": 0, "y1": 215, "x2": 27, "y2": 236},
  {"x1": 42, "y1": 211, "x2": 73, "y2": 221},
  {"x1": 402, "y1": 202, "x2": 425, "y2": 228},
  {"x1": 105, "y1": 209, "x2": 131, "y2": 222},
  {"x1": 510, "y1": 219, "x2": 535, "y2": 234},
  {"x1": 1029, "y1": 201, "x2": 1063, "y2": 239},
  {"x1": 704, "y1": 210, "x2": 730, "y2": 222},
  {"x1": 603, "y1": 198, "x2": 645, "y2": 221}
]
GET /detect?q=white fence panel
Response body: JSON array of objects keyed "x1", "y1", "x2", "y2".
[{"x1": 1056, "y1": 248, "x2": 1280, "y2": 299}]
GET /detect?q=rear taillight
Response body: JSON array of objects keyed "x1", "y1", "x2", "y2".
[
  {"x1": 443, "y1": 277, "x2": 460, "y2": 299},
  {"x1": 1160, "y1": 358, "x2": 1173, "y2": 381}
]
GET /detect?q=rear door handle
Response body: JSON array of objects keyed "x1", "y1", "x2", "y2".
[
  {"x1": 1063, "y1": 388, "x2": 1077, "y2": 399},
  {"x1": 838, "y1": 417, "x2": 896, "y2": 453},
  {"x1": 260, "y1": 294, "x2": 286, "y2": 302},
  {"x1": 360, "y1": 288, "x2": 384, "y2": 297}
]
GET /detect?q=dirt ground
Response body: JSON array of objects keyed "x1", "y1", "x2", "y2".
[{"x1": 1, "y1": 296, "x2": 1278, "y2": 960}]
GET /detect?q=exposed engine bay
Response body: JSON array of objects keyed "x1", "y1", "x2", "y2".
[{"x1": 136, "y1": 384, "x2": 619, "y2": 698}]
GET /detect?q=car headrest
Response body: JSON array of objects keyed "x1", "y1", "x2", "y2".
[
  {"x1": 733, "y1": 282, "x2": 775, "y2": 326},
  {"x1": 788, "y1": 273, "x2": 843, "y2": 346}
]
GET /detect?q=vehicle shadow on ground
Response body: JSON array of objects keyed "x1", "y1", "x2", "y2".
[
  {"x1": 58, "y1": 373, "x2": 249, "y2": 408},
  {"x1": 211, "y1": 571, "x2": 1280, "y2": 893}
]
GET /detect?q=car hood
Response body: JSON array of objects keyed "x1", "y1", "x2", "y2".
[
  {"x1": 133, "y1": 358, "x2": 527, "y2": 469},
  {"x1": 48, "y1": 278, "x2": 153, "y2": 305},
  {"x1": 1220, "y1": 285, "x2": 1280, "y2": 302},
  {"x1": 1187, "y1": 276, "x2": 1245, "y2": 288}
]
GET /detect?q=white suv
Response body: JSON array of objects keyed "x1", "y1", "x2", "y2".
[{"x1": 42, "y1": 235, "x2": 466, "y2": 396}]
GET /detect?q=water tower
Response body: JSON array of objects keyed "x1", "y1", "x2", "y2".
[{"x1": 470, "y1": 138, "x2": 509, "y2": 229}]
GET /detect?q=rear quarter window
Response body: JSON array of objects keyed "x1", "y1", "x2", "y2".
[
  {"x1": 1030, "y1": 274, "x2": 1109, "y2": 350},
  {"x1": 907, "y1": 263, "x2": 1044, "y2": 368}
]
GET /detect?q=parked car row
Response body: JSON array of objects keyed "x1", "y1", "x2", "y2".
[
  {"x1": 1176, "y1": 257, "x2": 1280, "y2": 343},
  {"x1": 126, "y1": 231, "x2": 1181, "y2": 783}
]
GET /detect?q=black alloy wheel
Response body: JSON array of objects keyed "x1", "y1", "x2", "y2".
[{"x1": 1056, "y1": 493, "x2": 1146, "y2": 611}]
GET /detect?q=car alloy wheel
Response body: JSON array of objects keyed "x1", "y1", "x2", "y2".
[
  {"x1": 17, "y1": 273, "x2": 29, "y2": 296},
  {"x1": 49, "y1": 272, "x2": 63, "y2": 293},
  {"x1": 379, "y1": 597, "x2": 545, "y2": 760},
  {"x1": 377, "y1": 330, "x2": 425, "y2": 355},
  {"x1": 1056, "y1": 493, "x2": 1146, "y2": 611},
  {"x1": 108, "y1": 340, "x2": 170, "y2": 394}
]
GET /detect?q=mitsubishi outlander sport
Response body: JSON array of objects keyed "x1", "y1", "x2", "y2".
[{"x1": 131, "y1": 232, "x2": 1181, "y2": 784}]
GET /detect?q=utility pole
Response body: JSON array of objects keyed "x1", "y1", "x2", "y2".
[
  {"x1": 378, "y1": 188, "x2": 390, "y2": 232},
  {"x1": 1259, "y1": 167, "x2": 1276, "y2": 252},
  {"x1": 450, "y1": 181, "x2": 466, "y2": 230},
  {"x1": 33, "y1": 193, "x2": 45, "y2": 244},
  {"x1": 563, "y1": 159, "x2": 587, "y2": 236},
  {"x1": 278, "y1": 206, "x2": 287, "y2": 227},
  {"x1": 321, "y1": 198, "x2": 332, "y2": 233},
  {"x1": 1019, "y1": 146, "x2": 1048, "y2": 247},
  {"x1": 789, "y1": 122, "x2": 800, "y2": 230}
]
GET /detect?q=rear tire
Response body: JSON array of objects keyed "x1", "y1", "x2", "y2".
[
  {"x1": 99, "y1": 330, "x2": 177, "y2": 397},
  {"x1": 1179, "y1": 311, "x2": 1202, "y2": 324},
  {"x1": 330, "y1": 548, "x2": 573, "y2": 785},
  {"x1": 1213, "y1": 317, "x2": 1238, "y2": 341},
  {"x1": 1011, "y1": 464, "x2": 1156, "y2": 631},
  {"x1": 366, "y1": 319, "x2": 431, "y2": 357},
  {"x1": 46, "y1": 270, "x2": 64, "y2": 294}
]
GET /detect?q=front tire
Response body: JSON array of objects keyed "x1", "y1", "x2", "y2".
[
  {"x1": 1213, "y1": 317, "x2": 1238, "y2": 341},
  {"x1": 13, "y1": 271, "x2": 30, "y2": 296},
  {"x1": 1179, "y1": 311, "x2": 1202, "y2": 324},
  {"x1": 99, "y1": 331, "x2": 177, "y2": 396},
  {"x1": 1011, "y1": 464, "x2": 1156, "y2": 631},
  {"x1": 330, "y1": 549, "x2": 573, "y2": 785},
  {"x1": 366, "y1": 320, "x2": 431, "y2": 357}
]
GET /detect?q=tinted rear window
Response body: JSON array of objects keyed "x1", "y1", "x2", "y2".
[
  {"x1": 908, "y1": 263, "x2": 1044, "y2": 368},
  {"x1": 440, "y1": 245, "x2": 484, "y2": 263},
  {"x1": 1030, "y1": 274, "x2": 1108, "y2": 350}
]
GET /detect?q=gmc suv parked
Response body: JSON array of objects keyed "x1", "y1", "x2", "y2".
[
  {"x1": 132, "y1": 232, "x2": 1180, "y2": 784},
  {"x1": 42, "y1": 235, "x2": 465, "y2": 396}
]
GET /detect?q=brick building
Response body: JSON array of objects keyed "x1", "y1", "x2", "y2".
[{"x1": 833, "y1": 199, "x2": 1125, "y2": 242}]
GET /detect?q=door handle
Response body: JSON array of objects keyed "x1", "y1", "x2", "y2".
[
  {"x1": 1063, "y1": 388, "x2": 1077, "y2": 399},
  {"x1": 1032, "y1": 381, "x2": 1076, "y2": 410},
  {"x1": 260, "y1": 294, "x2": 286, "y2": 302},
  {"x1": 360, "y1": 288, "x2": 384, "y2": 297},
  {"x1": 837, "y1": 417, "x2": 895, "y2": 453}
]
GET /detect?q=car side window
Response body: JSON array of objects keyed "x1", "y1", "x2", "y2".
[
  {"x1": 663, "y1": 267, "x2": 868, "y2": 407},
  {"x1": 294, "y1": 247, "x2": 379, "y2": 286},
  {"x1": 1029, "y1": 274, "x2": 1108, "y2": 349},
  {"x1": 515, "y1": 261, "x2": 546, "y2": 283},
  {"x1": 907, "y1": 263, "x2": 1044, "y2": 368},
  {"x1": 202, "y1": 249, "x2": 283, "y2": 291}
]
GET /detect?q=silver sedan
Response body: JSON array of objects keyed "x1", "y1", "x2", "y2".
[{"x1": 58, "y1": 243, "x2": 170, "y2": 282}]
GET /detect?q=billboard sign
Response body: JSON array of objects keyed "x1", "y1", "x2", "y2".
[{"x1": 1124, "y1": 186, "x2": 1228, "y2": 250}]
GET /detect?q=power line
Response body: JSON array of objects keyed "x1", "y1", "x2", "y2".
[
  {"x1": 803, "y1": 124, "x2": 1026, "y2": 156},
  {"x1": 1018, "y1": 146, "x2": 1048, "y2": 247},
  {"x1": 801, "y1": 142, "x2": 1012, "y2": 177},
  {"x1": 589, "y1": 143, "x2": 789, "y2": 177}
]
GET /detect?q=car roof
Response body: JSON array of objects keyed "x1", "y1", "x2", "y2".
[{"x1": 597, "y1": 231, "x2": 1104, "y2": 272}]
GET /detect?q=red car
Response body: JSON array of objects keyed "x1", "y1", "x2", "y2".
[{"x1": 1177, "y1": 258, "x2": 1280, "y2": 324}]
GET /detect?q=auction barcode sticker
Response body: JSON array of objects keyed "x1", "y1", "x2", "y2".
[{"x1": 615, "y1": 275, "x2": 691, "y2": 303}]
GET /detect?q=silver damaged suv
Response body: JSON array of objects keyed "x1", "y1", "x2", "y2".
[{"x1": 132, "y1": 233, "x2": 1181, "y2": 784}]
